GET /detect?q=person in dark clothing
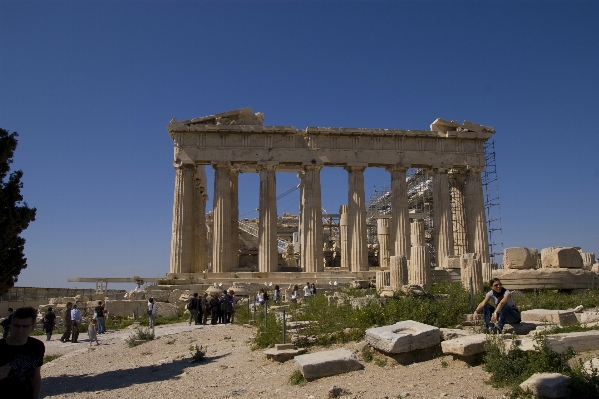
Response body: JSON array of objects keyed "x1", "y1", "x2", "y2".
[
  {"x1": 209, "y1": 294, "x2": 220, "y2": 325},
  {"x1": 219, "y1": 290, "x2": 228, "y2": 324},
  {"x1": 200, "y1": 293, "x2": 210, "y2": 325},
  {"x1": 0, "y1": 307, "x2": 45, "y2": 399},
  {"x1": 94, "y1": 301, "x2": 106, "y2": 334},
  {"x1": 59, "y1": 302, "x2": 73, "y2": 343},
  {"x1": 42, "y1": 308, "x2": 56, "y2": 341},
  {"x1": 187, "y1": 293, "x2": 199, "y2": 325},
  {"x1": 1, "y1": 308, "x2": 13, "y2": 339}
]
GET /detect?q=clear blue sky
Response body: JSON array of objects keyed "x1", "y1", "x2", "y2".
[{"x1": 1, "y1": 1, "x2": 598, "y2": 290}]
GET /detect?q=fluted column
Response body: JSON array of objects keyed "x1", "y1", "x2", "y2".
[
  {"x1": 301, "y1": 165, "x2": 324, "y2": 272},
  {"x1": 298, "y1": 170, "x2": 306, "y2": 270},
  {"x1": 431, "y1": 168, "x2": 455, "y2": 268},
  {"x1": 449, "y1": 170, "x2": 468, "y2": 256},
  {"x1": 230, "y1": 168, "x2": 240, "y2": 269},
  {"x1": 377, "y1": 218, "x2": 391, "y2": 268},
  {"x1": 258, "y1": 163, "x2": 278, "y2": 273},
  {"x1": 212, "y1": 163, "x2": 232, "y2": 273},
  {"x1": 465, "y1": 167, "x2": 490, "y2": 264},
  {"x1": 170, "y1": 163, "x2": 195, "y2": 274},
  {"x1": 388, "y1": 165, "x2": 410, "y2": 260},
  {"x1": 346, "y1": 165, "x2": 368, "y2": 272},
  {"x1": 409, "y1": 220, "x2": 431, "y2": 290},
  {"x1": 389, "y1": 255, "x2": 408, "y2": 290},
  {"x1": 192, "y1": 167, "x2": 208, "y2": 273},
  {"x1": 339, "y1": 205, "x2": 349, "y2": 269},
  {"x1": 461, "y1": 253, "x2": 484, "y2": 293}
]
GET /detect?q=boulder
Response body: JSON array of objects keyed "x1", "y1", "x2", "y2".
[
  {"x1": 441, "y1": 334, "x2": 486, "y2": 357},
  {"x1": 127, "y1": 290, "x2": 147, "y2": 301},
  {"x1": 263, "y1": 343, "x2": 306, "y2": 362},
  {"x1": 541, "y1": 247, "x2": 584, "y2": 269},
  {"x1": 583, "y1": 358, "x2": 599, "y2": 376},
  {"x1": 521, "y1": 309, "x2": 578, "y2": 326},
  {"x1": 503, "y1": 247, "x2": 538, "y2": 269},
  {"x1": 365, "y1": 320, "x2": 440, "y2": 354},
  {"x1": 350, "y1": 280, "x2": 370, "y2": 289},
  {"x1": 519, "y1": 373, "x2": 571, "y2": 398},
  {"x1": 294, "y1": 348, "x2": 361, "y2": 380}
]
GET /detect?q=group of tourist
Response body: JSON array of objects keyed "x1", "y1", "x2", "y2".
[
  {"x1": 288, "y1": 282, "x2": 317, "y2": 302},
  {"x1": 55, "y1": 300, "x2": 107, "y2": 344},
  {"x1": 166, "y1": 290, "x2": 236, "y2": 327}
]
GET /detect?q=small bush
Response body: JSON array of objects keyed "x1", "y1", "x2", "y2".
[
  {"x1": 289, "y1": 370, "x2": 306, "y2": 385},
  {"x1": 43, "y1": 354, "x2": 62, "y2": 364},
  {"x1": 125, "y1": 327, "x2": 155, "y2": 347},
  {"x1": 441, "y1": 360, "x2": 449, "y2": 368},
  {"x1": 166, "y1": 338, "x2": 176, "y2": 345},
  {"x1": 361, "y1": 345, "x2": 374, "y2": 362},
  {"x1": 374, "y1": 357, "x2": 388, "y2": 367},
  {"x1": 189, "y1": 344, "x2": 207, "y2": 363}
]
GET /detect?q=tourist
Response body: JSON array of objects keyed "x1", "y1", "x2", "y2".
[
  {"x1": 94, "y1": 301, "x2": 106, "y2": 334},
  {"x1": 70, "y1": 304, "x2": 82, "y2": 343},
  {"x1": 310, "y1": 283, "x2": 317, "y2": 296},
  {"x1": 88, "y1": 318, "x2": 100, "y2": 346},
  {"x1": 256, "y1": 288, "x2": 266, "y2": 306},
  {"x1": 273, "y1": 285, "x2": 281, "y2": 303},
  {"x1": 187, "y1": 293, "x2": 199, "y2": 325},
  {"x1": 59, "y1": 302, "x2": 73, "y2": 343},
  {"x1": 147, "y1": 298, "x2": 156, "y2": 329},
  {"x1": 473, "y1": 278, "x2": 521, "y2": 333},
  {"x1": 209, "y1": 293, "x2": 220, "y2": 325},
  {"x1": 219, "y1": 290, "x2": 228, "y2": 324},
  {"x1": 200, "y1": 293, "x2": 210, "y2": 325},
  {"x1": 1, "y1": 308, "x2": 13, "y2": 339},
  {"x1": 226, "y1": 290, "x2": 235, "y2": 324},
  {"x1": 291, "y1": 285, "x2": 299, "y2": 303},
  {"x1": 0, "y1": 307, "x2": 45, "y2": 398},
  {"x1": 42, "y1": 307, "x2": 56, "y2": 341},
  {"x1": 303, "y1": 282, "x2": 311, "y2": 298}
]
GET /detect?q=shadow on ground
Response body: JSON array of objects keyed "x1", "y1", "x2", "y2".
[{"x1": 41, "y1": 353, "x2": 229, "y2": 396}]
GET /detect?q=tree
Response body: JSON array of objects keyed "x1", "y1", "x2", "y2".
[{"x1": 0, "y1": 128, "x2": 36, "y2": 295}]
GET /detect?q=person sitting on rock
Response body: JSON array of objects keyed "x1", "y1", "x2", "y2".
[{"x1": 473, "y1": 278, "x2": 521, "y2": 333}]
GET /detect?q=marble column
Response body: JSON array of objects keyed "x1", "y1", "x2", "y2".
[
  {"x1": 377, "y1": 218, "x2": 391, "y2": 268},
  {"x1": 465, "y1": 167, "x2": 490, "y2": 264},
  {"x1": 431, "y1": 168, "x2": 455, "y2": 268},
  {"x1": 388, "y1": 165, "x2": 410, "y2": 260},
  {"x1": 409, "y1": 220, "x2": 431, "y2": 290},
  {"x1": 339, "y1": 204, "x2": 349, "y2": 270},
  {"x1": 192, "y1": 168, "x2": 208, "y2": 273},
  {"x1": 449, "y1": 170, "x2": 468, "y2": 256},
  {"x1": 389, "y1": 255, "x2": 408, "y2": 290},
  {"x1": 298, "y1": 170, "x2": 305, "y2": 271},
  {"x1": 258, "y1": 164, "x2": 278, "y2": 273},
  {"x1": 212, "y1": 163, "x2": 232, "y2": 273},
  {"x1": 301, "y1": 165, "x2": 324, "y2": 272},
  {"x1": 346, "y1": 165, "x2": 368, "y2": 272},
  {"x1": 229, "y1": 168, "x2": 240, "y2": 269},
  {"x1": 461, "y1": 253, "x2": 484, "y2": 293},
  {"x1": 170, "y1": 163, "x2": 195, "y2": 274}
]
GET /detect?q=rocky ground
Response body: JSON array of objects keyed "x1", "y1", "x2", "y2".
[{"x1": 40, "y1": 321, "x2": 509, "y2": 399}]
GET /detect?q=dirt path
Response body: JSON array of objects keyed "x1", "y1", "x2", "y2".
[{"x1": 40, "y1": 321, "x2": 507, "y2": 399}]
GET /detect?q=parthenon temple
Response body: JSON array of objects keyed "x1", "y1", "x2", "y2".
[{"x1": 166, "y1": 107, "x2": 495, "y2": 278}]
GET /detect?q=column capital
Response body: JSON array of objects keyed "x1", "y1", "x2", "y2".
[
  {"x1": 344, "y1": 163, "x2": 367, "y2": 172},
  {"x1": 256, "y1": 162, "x2": 278, "y2": 172},
  {"x1": 211, "y1": 162, "x2": 232, "y2": 170},
  {"x1": 466, "y1": 166, "x2": 485, "y2": 175},
  {"x1": 173, "y1": 160, "x2": 195, "y2": 170},
  {"x1": 386, "y1": 163, "x2": 410, "y2": 173},
  {"x1": 448, "y1": 168, "x2": 467, "y2": 184},
  {"x1": 302, "y1": 164, "x2": 323, "y2": 172}
]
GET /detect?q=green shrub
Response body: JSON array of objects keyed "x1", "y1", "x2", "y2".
[
  {"x1": 189, "y1": 344, "x2": 207, "y2": 363},
  {"x1": 361, "y1": 345, "x2": 374, "y2": 362},
  {"x1": 43, "y1": 354, "x2": 62, "y2": 364},
  {"x1": 125, "y1": 327, "x2": 155, "y2": 347},
  {"x1": 289, "y1": 370, "x2": 306, "y2": 385}
]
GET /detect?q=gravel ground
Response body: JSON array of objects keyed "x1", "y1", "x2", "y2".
[{"x1": 40, "y1": 321, "x2": 508, "y2": 399}]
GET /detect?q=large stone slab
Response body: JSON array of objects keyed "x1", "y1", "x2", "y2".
[
  {"x1": 294, "y1": 348, "x2": 361, "y2": 380},
  {"x1": 264, "y1": 344, "x2": 307, "y2": 362},
  {"x1": 519, "y1": 373, "x2": 571, "y2": 398},
  {"x1": 521, "y1": 309, "x2": 578, "y2": 326},
  {"x1": 441, "y1": 333, "x2": 486, "y2": 356},
  {"x1": 440, "y1": 328, "x2": 472, "y2": 340},
  {"x1": 502, "y1": 322, "x2": 538, "y2": 335},
  {"x1": 365, "y1": 320, "x2": 440, "y2": 354},
  {"x1": 508, "y1": 330, "x2": 599, "y2": 353},
  {"x1": 541, "y1": 247, "x2": 584, "y2": 269},
  {"x1": 492, "y1": 268, "x2": 598, "y2": 290},
  {"x1": 503, "y1": 247, "x2": 538, "y2": 269}
]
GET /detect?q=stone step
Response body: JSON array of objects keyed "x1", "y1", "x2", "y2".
[
  {"x1": 294, "y1": 348, "x2": 362, "y2": 380},
  {"x1": 441, "y1": 333, "x2": 487, "y2": 356}
]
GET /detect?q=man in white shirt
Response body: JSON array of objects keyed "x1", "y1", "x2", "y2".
[
  {"x1": 70, "y1": 305, "x2": 82, "y2": 343},
  {"x1": 303, "y1": 282, "x2": 311, "y2": 298}
]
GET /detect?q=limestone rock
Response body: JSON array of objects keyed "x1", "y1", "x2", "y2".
[
  {"x1": 440, "y1": 328, "x2": 472, "y2": 341},
  {"x1": 519, "y1": 373, "x2": 571, "y2": 398},
  {"x1": 521, "y1": 309, "x2": 578, "y2": 326},
  {"x1": 400, "y1": 284, "x2": 428, "y2": 296},
  {"x1": 350, "y1": 280, "x2": 370, "y2": 289},
  {"x1": 492, "y1": 268, "x2": 598, "y2": 290},
  {"x1": 441, "y1": 333, "x2": 486, "y2": 356},
  {"x1": 155, "y1": 302, "x2": 179, "y2": 317},
  {"x1": 444, "y1": 255, "x2": 461, "y2": 269},
  {"x1": 581, "y1": 252, "x2": 596, "y2": 269},
  {"x1": 263, "y1": 343, "x2": 306, "y2": 362},
  {"x1": 350, "y1": 296, "x2": 384, "y2": 309},
  {"x1": 503, "y1": 247, "x2": 538, "y2": 269},
  {"x1": 365, "y1": 320, "x2": 440, "y2": 354},
  {"x1": 146, "y1": 289, "x2": 171, "y2": 302},
  {"x1": 583, "y1": 358, "x2": 599, "y2": 376},
  {"x1": 460, "y1": 253, "x2": 483, "y2": 293},
  {"x1": 541, "y1": 247, "x2": 584, "y2": 269},
  {"x1": 127, "y1": 290, "x2": 147, "y2": 301},
  {"x1": 502, "y1": 322, "x2": 537, "y2": 335},
  {"x1": 294, "y1": 348, "x2": 362, "y2": 380}
]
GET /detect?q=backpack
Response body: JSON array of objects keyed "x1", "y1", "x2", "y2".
[{"x1": 186, "y1": 299, "x2": 194, "y2": 311}]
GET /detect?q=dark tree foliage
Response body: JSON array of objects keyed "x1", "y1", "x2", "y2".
[{"x1": 0, "y1": 128, "x2": 36, "y2": 295}]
